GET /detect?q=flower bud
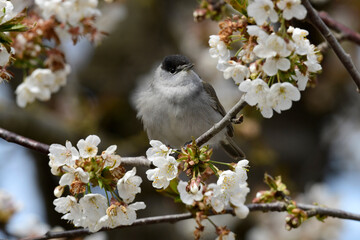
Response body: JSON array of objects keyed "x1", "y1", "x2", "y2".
[{"x1": 54, "y1": 185, "x2": 64, "y2": 198}]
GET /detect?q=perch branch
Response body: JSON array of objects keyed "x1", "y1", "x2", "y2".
[
  {"x1": 195, "y1": 96, "x2": 247, "y2": 146},
  {"x1": 23, "y1": 202, "x2": 360, "y2": 240}
]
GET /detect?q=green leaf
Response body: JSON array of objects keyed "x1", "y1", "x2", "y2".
[
  {"x1": 98, "y1": 179, "x2": 103, "y2": 189},
  {"x1": 225, "y1": 0, "x2": 248, "y2": 15},
  {"x1": 0, "y1": 23, "x2": 28, "y2": 32}
]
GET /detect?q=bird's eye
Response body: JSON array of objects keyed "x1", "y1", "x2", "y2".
[{"x1": 169, "y1": 68, "x2": 176, "y2": 74}]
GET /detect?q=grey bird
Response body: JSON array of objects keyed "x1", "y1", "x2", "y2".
[{"x1": 134, "y1": 55, "x2": 245, "y2": 160}]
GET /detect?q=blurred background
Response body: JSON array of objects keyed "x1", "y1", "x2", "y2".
[{"x1": 1, "y1": 0, "x2": 360, "y2": 239}]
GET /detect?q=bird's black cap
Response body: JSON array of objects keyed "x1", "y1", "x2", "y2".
[{"x1": 161, "y1": 55, "x2": 192, "y2": 74}]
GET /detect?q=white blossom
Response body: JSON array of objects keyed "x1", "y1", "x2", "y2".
[
  {"x1": 305, "y1": 45, "x2": 322, "y2": 73},
  {"x1": 205, "y1": 183, "x2": 226, "y2": 212},
  {"x1": 59, "y1": 166, "x2": 90, "y2": 186},
  {"x1": 239, "y1": 79, "x2": 273, "y2": 118},
  {"x1": 217, "y1": 60, "x2": 250, "y2": 84},
  {"x1": 247, "y1": 25, "x2": 269, "y2": 44},
  {"x1": 247, "y1": 0, "x2": 278, "y2": 26},
  {"x1": 239, "y1": 48, "x2": 256, "y2": 64},
  {"x1": 15, "y1": 67, "x2": 70, "y2": 108},
  {"x1": 234, "y1": 204, "x2": 250, "y2": 219},
  {"x1": 99, "y1": 202, "x2": 146, "y2": 228},
  {"x1": 79, "y1": 194, "x2": 108, "y2": 232},
  {"x1": 292, "y1": 69, "x2": 309, "y2": 91},
  {"x1": 263, "y1": 57, "x2": 291, "y2": 76},
  {"x1": 117, "y1": 167, "x2": 142, "y2": 203},
  {"x1": 54, "y1": 195, "x2": 83, "y2": 227},
  {"x1": 101, "y1": 145, "x2": 121, "y2": 170},
  {"x1": 146, "y1": 168, "x2": 170, "y2": 189},
  {"x1": 146, "y1": 155, "x2": 179, "y2": 189},
  {"x1": 0, "y1": 0, "x2": 15, "y2": 24},
  {"x1": 15, "y1": 69, "x2": 55, "y2": 107},
  {"x1": 288, "y1": 27, "x2": 311, "y2": 55},
  {"x1": 146, "y1": 140, "x2": 172, "y2": 160},
  {"x1": 206, "y1": 160, "x2": 250, "y2": 217},
  {"x1": 209, "y1": 35, "x2": 230, "y2": 61},
  {"x1": 49, "y1": 64, "x2": 71, "y2": 92},
  {"x1": 15, "y1": 81, "x2": 37, "y2": 108},
  {"x1": 35, "y1": 0, "x2": 100, "y2": 27},
  {"x1": 77, "y1": 135, "x2": 101, "y2": 158},
  {"x1": 277, "y1": 0, "x2": 307, "y2": 20},
  {"x1": 177, "y1": 181, "x2": 204, "y2": 205},
  {"x1": 53, "y1": 195, "x2": 78, "y2": 214},
  {"x1": 269, "y1": 82, "x2": 301, "y2": 113},
  {"x1": 0, "y1": 44, "x2": 11, "y2": 67},
  {"x1": 254, "y1": 33, "x2": 291, "y2": 59},
  {"x1": 49, "y1": 141, "x2": 80, "y2": 168},
  {"x1": 0, "y1": 190, "x2": 21, "y2": 223}
]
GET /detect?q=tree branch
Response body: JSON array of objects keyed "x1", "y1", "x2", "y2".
[
  {"x1": 302, "y1": 0, "x2": 360, "y2": 92},
  {"x1": 0, "y1": 127, "x2": 151, "y2": 167},
  {"x1": 0, "y1": 127, "x2": 50, "y2": 154},
  {"x1": 319, "y1": 11, "x2": 360, "y2": 46},
  {"x1": 195, "y1": 96, "x2": 247, "y2": 146},
  {"x1": 22, "y1": 202, "x2": 360, "y2": 240}
]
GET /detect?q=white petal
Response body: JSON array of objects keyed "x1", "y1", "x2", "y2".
[
  {"x1": 263, "y1": 58, "x2": 278, "y2": 76},
  {"x1": 276, "y1": 58, "x2": 291, "y2": 71}
]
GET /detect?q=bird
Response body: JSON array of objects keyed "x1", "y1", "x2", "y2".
[{"x1": 134, "y1": 54, "x2": 245, "y2": 160}]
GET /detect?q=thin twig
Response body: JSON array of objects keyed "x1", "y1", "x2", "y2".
[
  {"x1": 319, "y1": 11, "x2": 360, "y2": 46},
  {"x1": 195, "y1": 97, "x2": 247, "y2": 146},
  {"x1": 302, "y1": 0, "x2": 360, "y2": 92},
  {"x1": 22, "y1": 202, "x2": 360, "y2": 240}
]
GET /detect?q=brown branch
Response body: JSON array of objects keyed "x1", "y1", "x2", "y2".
[
  {"x1": 0, "y1": 127, "x2": 151, "y2": 167},
  {"x1": 319, "y1": 11, "x2": 360, "y2": 46},
  {"x1": 22, "y1": 202, "x2": 360, "y2": 240},
  {"x1": 302, "y1": 0, "x2": 360, "y2": 92},
  {"x1": 0, "y1": 127, "x2": 50, "y2": 154},
  {"x1": 195, "y1": 96, "x2": 247, "y2": 146}
]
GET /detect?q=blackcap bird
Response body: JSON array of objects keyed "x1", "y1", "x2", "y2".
[{"x1": 134, "y1": 55, "x2": 245, "y2": 159}]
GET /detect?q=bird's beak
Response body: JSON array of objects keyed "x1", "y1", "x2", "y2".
[{"x1": 178, "y1": 63, "x2": 194, "y2": 72}]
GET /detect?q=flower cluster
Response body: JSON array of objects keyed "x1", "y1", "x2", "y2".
[
  {"x1": 0, "y1": 189, "x2": 21, "y2": 224},
  {"x1": 7, "y1": 0, "x2": 108, "y2": 107},
  {"x1": 35, "y1": 0, "x2": 102, "y2": 43},
  {"x1": 0, "y1": 0, "x2": 27, "y2": 83},
  {"x1": 0, "y1": 44, "x2": 14, "y2": 83},
  {"x1": 145, "y1": 140, "x2": 250, "y2": 239},
  {"x1": 208, "y1": 0, "x2": 322, "y2": 118},
  {"x1": 49, "y1": 135, "x2": 145, "y2": 232},
  {"x1": 15, "y1": 66, "x2": 71, "y2": 108},
  {"x1": 205, "y1": 160, "x2": 250, "y2": 218},
  {"x1": 145, "y1": 140, "x2": 178, "y2": 189},
  {"x1": 35, "y1": 0, "x2": 100, "y2": 26}
]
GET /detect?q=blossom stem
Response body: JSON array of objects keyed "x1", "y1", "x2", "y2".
[
  {"x1": 209, "y1": 160, "x2": 231, "y2": 167},
  {"x1": 208, "y1": 163, "x2": 220, "y2": 176},
  {"x1": 87, "y1": 183, "x2": 92, "y2": 194},
  {"x1": 277, "y1": 72, "x2": 281, "y2": 83},
  {"x1": 110, "y1": 190, "x2": 122, "y2": 203},
  {"x1": 206, "y1": 216, "x2": 218, "y2": 228},
  {"x1": 105, "y1": 189, "x2": 110, "y2": 206},
  {"x1": 234, "y1": 47, "x2": 243, "y2": 57}
]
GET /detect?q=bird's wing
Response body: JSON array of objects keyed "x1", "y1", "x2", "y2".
[{"x1": 202, "y1": 81, "x2": 234, "y2": 137}]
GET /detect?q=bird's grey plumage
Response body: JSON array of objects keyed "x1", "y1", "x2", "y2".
[{"x1": 134, "y1": 55, "x2": 245, "y2": 159}]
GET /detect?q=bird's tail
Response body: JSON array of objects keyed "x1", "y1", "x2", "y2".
[{"x1": 220, "y1": 137, "x2": 246, "y2": 160}]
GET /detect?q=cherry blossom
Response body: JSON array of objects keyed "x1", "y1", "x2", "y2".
[{"x1": 247, "y1": 0, "x2": 278, "y2": 26}]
